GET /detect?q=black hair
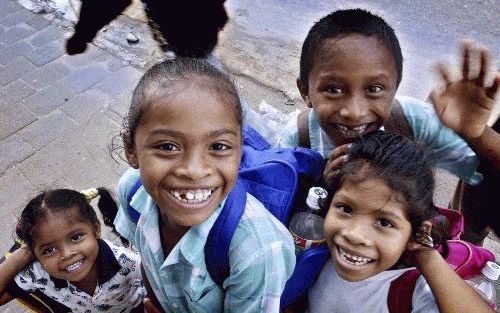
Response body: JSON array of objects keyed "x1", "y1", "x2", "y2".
[
  {"x1": 124, "y1": 57, "x2": 242, "y2": 147},
  {"x1": 327, "y1": 131, "x2": 448, "y2": 256},
  {"x1": 299, "y1": 8, "x2": 403, "y2": 88},
  {"x1": 16, "y1": 188, "x2": 128, "y2": 248}
]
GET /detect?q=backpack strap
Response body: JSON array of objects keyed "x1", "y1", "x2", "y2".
[
  {"x1": 385, "y1": 100, "x2": 414, "y2": 140},
  {"x1": 297, "y1": 109, "x2": 311, "y2": 148},
  {"x1": 387, "y1": 269, "x2": 420, "y2": 313},
  {"x1": 126, "y1": 178, "x2": 144, "y2": 224},
  {"x1": 205, "y1": 180, "x2": 247, "y2": 286}
]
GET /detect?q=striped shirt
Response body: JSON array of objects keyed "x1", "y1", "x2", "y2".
[{"x1": 114, "y1": 168, "x2": 295, "y2": 313}]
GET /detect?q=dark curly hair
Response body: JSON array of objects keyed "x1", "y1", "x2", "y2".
[{"x1": 16, "y1": 188, "x2": 127, "y2": 247}]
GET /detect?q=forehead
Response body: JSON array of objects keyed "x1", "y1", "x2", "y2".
[
  {"x1": 32, "y1": 208, "x2": 93, "y2": 240},
  {"x1": 335, "y1": 177, "x2": 408, "y2": 218},
  {"x1": 141, "y1": 78, "x2": 241, "y2": 132},
  {"x1": 311, "y1": 34, "x2": 398, "y2": 80}
]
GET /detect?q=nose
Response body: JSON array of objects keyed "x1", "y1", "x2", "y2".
[
  {"x1": 338, "y1": 94, "x2": 367, "y2": 121},
  {"x1": 173, "y1": 149, "x2": 212, "y2": 181},
  {"x1": 342, "y1": 219, "x2": 372, "y2": 246},
  {"x1": 60, "y1": 244, "x2": 76, "y2": 260}
]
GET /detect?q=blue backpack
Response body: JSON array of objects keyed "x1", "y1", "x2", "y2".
[{"x1": 126, "y1": 125, "x2": 329, "y2": 310}]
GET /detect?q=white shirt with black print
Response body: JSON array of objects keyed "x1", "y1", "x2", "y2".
[{"x1": 7, "y1": 239, "x2": 145, "y2": 313}]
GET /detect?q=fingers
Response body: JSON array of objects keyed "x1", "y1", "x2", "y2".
[
  {"x1": 323, "y1": 144, "x2": 351, "y2": 184},
  {"x1": 486, "y1": 74, "x2": 500, "y2": 99},
  {"x1": 144, "y1": 298, "x2": 163, "y2": 313},
  {"x1": 462, "y1": 41, "x2": 471, "y2": 81},
  {"x1": 476, "y1": 48, "x2": 489, "y2": 86},
  {"x1": 436, "y1": 63, "x2": 452, "y2": 87}
]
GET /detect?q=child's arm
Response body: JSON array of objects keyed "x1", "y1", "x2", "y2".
[
  {"x1": 429, "y1": 42, "x2": 500, "y2": 170},
  {"x1": 0, "y1": 244, "x2": 34, "y2": 305},
  {"x1": 414, "y1": 250, "x2": 494, "y2": 313},
  {"x1": 407, "y1": 222, "x2": 494, "y2": 312}
]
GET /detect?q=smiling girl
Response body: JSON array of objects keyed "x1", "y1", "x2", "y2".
[
  {"x1": 114, "y1": 57, "x2": 295, "y2": 313},
  {"x1": 0, "y1": 188, "x2": 145, "y2": 312},
  {"x1": 308, "y1": 132, "x2": 494, "y2": 313}
]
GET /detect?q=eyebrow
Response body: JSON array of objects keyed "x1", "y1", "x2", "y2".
[
  {"x1": 334, "y1": 193, "x2": 406, "y2": 220},
  {"x1": 150, "y1": 128, "x2": 238, "y2": 138}
]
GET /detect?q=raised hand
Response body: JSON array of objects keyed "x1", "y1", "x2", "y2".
[
  {"x1": 323, "y1": 143, "x2": 350, "y2": 185},
  {"x1": 430, "y1": 42, "x2": 499, "y2": 140}
]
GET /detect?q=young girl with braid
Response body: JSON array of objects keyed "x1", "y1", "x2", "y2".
[{"x1": 0, "y1": 188, "x2": 146, "y2": 312}]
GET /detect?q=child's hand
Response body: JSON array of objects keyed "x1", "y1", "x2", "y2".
[
  {"x1": 143, "y1": 298, "x2": 165, "y2": 313},
  {"x1": 405, "y1": 221, "x2": 436, "y2": 267},
  {"x1": 323, "y1": 144, "x2": 350, "y2": 185},
  {"x1": 15, "y1": 243, "x2": 34, "y2": 266},
  {"x1": 430, "y1": 42, "x2": 499, "y2": 140}
]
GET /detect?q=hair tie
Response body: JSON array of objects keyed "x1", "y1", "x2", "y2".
[{"x1": 81, "y1": 188, "x2": 99, "y2": 202}]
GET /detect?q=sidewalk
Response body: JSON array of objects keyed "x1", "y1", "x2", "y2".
[
  {"x1": 0, "y1": 2, "x2": 143, "y2": 310},
  {"x1": 0, "y1": 0, "x2": 499, "y2": 311}
]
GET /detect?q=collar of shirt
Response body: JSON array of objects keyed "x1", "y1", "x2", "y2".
[
  {"x1": 50, "y1": 239, "x2": 121, "y2": 289},
  {"x1": 130, "y1": 184, "x2": 227, "y2": 271}
]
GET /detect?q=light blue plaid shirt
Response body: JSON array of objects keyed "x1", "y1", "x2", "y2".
[
  {"x1": 277, "y1": 96, "x2": 481, "y2": 185},
  {"x1": 114, "y1": 169, "x2": 295, "y2": 313}
]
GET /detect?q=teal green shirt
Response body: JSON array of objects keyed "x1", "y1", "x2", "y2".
[
  {"x1": 277, "y1": 96, "x2": 481, "y2": 185},
  {"x1": 114, "y1": 169, "x2": 295, "y2": 313}
]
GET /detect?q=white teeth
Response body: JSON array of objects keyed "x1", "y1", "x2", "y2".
[
  {"x1": 339, "y1": 247, "x2": 372, "y2": 266},
  {"x1": 66, "y1": 260, "x2": 83, "y2": 272},
  {"x1": 169, "y1": 189, "x2": 214, "y2": 204},
  {"x1": 336, "y1": 124, "x2": 368, "y2": 137}
]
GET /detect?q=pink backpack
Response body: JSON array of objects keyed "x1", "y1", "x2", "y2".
[{"x1": 387, "y1": 207, "x2": 496, "y2": 312}]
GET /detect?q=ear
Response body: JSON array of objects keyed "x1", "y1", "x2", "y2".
[
  {"x1": 95, "y1": 222, "x2": 101, "y2": 238},
  {"x1": 123, "y1": 133, "x2": 139, "y2": 169},
  {"x1": 296, "y1": 78, "x2": 312, "y2": 108}
]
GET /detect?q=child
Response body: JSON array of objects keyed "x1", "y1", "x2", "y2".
[
  {"x1": 307, "y1": 131, "x2": 494, "y2": 313},
  {"x1": 278, "y1": 9, "x2": 498, "y2": 188},
  {"x1": 0, "y1": 188, "x2": 146, "y2": 312},
  {"x1": 114, "y1": 57, "x2": 295, "y2": 312}
]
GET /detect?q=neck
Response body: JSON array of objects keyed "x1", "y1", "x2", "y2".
[
  {"x1": 72, "y1": 264, "x2": 99, "y2": 295},
  {"x1": 159, "y1": 213, "x2": 190, "y2": 259}
]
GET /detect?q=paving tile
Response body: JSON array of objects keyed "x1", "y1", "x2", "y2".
[
  {"x1": 0, "y1": 103, "x2": 36, "y2": 141},
  {"x1": 21, "y1": 60, "x2": 71, "y2": 90},
  {"x1": 18, "y1": 109, "x2": 78, "y2": 150},
  {"x1": 25, "y1": 40, "x2": 65, "y2": 66},
  {"x1": 0, "y1": 23, "x2": 36, "y2": 45},
  {"x1": 105, "y1": 93, "x2": 131, "y2": 125},
  {"x1": 0, "y1": 57, "x2": 36, "y2": 86},
  {"x1": 29, "y1": 24, "x2": 65, "y2": 47},
  {"x1": 60, "y1": 44, "x2": 112, "y2": 68},
  {"x1": 60, "y1": 87, "x2": 111, "y2": 123},
  {"x1": 0, "y1": 40, "x2": 34, "y2": 65},
  {"x1": 0, "y1": 8, "x2": 33, "y2": 27},
  {"x1": 0, "y1": 133, "x2": 34, "y2": 174},
  {"x1": 0, "y1": 79, "x2": 36, "y2": 106},
  {"x1": 60, "y1": 64, "x2": 110, "y2": 93},
  {"x1": 95, "y1": 65, "x2": 142, "y2": 97},
  {"x1": 0, "y1": 167, "x2": 35, "y2": 220},
  {"x1": 24, "y1": 14, "x2": 51, "y2": 31},
  {"x1": 20, "y1": 82, "x2": 75, "y2": 115},
  {"x1": 0, "y1": 0, "x2": 23, "y2": 18}
]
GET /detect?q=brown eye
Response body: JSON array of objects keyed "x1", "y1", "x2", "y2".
[
  {"x1": 366, "y1": 85, "x2": 383, "y2": 93},
  {"x1": 377, "y1": 218, "x2": 394, "y2": 228},
  {"x1": 210, "y1": 143, "x2": 230, "y2": 151}
]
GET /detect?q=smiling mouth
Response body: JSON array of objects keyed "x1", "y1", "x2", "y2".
[
  {"x1": 168, "y1": 188, "x2": 216, "y2": 204},
  {"x1": 334, "y1": 123, "x2": 370, "y2": 137},
  {"x1": 65, "y1": 260, "x2": 84, "y2": 273},
  {"x1": 338, "y1": 246, "x2": 373, "y2": 266}
]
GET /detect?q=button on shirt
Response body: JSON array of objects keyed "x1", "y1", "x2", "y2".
[
  {"x1": 7, "y1": 239, "x2": 145, "y2": 313},
  {"x1": 114, "y1": 168, "x2": 296, "y2": 313}
]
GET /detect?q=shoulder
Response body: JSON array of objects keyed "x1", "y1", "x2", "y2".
[
  {"x1": 229, "y1": 193, "x2": 295, "y2": 265},
  {"x1": 118, "y1": 168, "x2": 141, "y2": 198},
  {"x1": 103, "y1": 239, "x2": 141, "y2": 267},
  {"x1": 13, "y1": 261, "x2": 51, "y2": 291}
]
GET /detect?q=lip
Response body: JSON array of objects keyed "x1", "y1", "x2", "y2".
[
  {"x1": 333, "y1": 122, "x2": 373, "y2": 138},
  {"x1": 62, "y1": 258, "x2": 85, "y2": 274},
  {"x1": 333, "y1": 244, "x2": 374, "y2": 271},
  {"x1": 164, "y1": 186, "x2": 220, "y2": 211}
]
